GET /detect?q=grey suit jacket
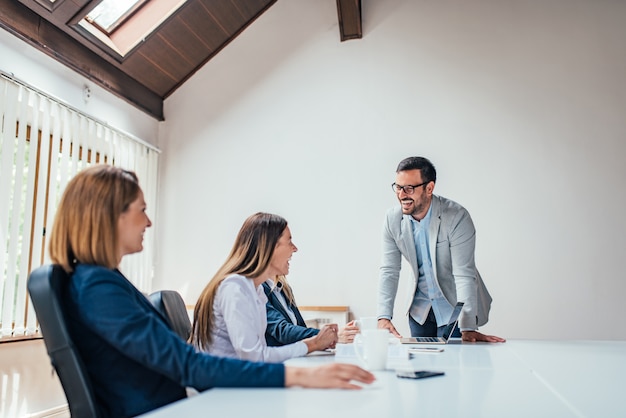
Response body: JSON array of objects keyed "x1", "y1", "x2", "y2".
[{"x1": 377, "y1": 195, "x2": 492, "y2": 330}]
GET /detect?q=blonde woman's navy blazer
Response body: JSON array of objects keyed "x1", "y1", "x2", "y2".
[
  {"x1": 65, "y1": 264, "x2": 284, "y2": 418},
  {"x1": 262, "y1": 281, "x2": 318, "y2": 346}
]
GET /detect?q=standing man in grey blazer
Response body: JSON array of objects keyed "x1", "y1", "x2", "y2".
[{"x1": 377, "y1": 157, "x2": 505, "y2": 343}]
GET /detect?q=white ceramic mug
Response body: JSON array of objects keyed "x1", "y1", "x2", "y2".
[
  {"x1": 353, "y1": 329, "x2": 389, "y2": 371},
  {"x1": 355, "y1": 316, "x2": 378, "y2": 331}
]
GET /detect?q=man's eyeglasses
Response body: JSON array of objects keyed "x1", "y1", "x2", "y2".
[{"x1": 391, "y1": 181, "x2": 429, "y2": 195}]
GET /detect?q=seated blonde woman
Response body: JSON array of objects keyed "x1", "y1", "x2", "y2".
[{"x1": 191, "y1": 212, "x2": 337, "y2": 362}]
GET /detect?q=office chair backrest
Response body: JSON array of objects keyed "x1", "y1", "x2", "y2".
[
  {"x1": 148, "y1": 290, "x2": 192, "y2": 341},
  {"x1": 28, "y1": 264, "x2": 100, "y2": 418}
]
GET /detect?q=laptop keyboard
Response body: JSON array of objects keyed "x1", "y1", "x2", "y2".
[{"x1": 417, "y1": 337, "x2": 440, "y2": 342}]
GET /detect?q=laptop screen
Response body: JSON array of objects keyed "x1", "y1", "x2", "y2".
[{"x1": 441, "y1": 302, "x2": 464, "y2": 339}]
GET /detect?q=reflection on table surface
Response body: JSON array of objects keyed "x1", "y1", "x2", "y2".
[{"x1": 141, "y1": 340, "x2": 626, "y2": 418}]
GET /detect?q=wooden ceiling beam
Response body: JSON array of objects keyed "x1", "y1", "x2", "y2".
[{"x1": 336, "y1": 0, "x2": 362, "y2": 41}]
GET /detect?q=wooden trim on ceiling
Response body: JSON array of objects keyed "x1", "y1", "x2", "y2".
[
  {"x1": 0, "y1": 0, "x2": 164, "y2": 120},
  {"x1": 336, "y1": 0, "x2": 362, "y2": 42}
]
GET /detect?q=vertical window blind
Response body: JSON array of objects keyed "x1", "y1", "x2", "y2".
[{"x1": 0, "y1": 73, "x2": 160, "y2": 339}]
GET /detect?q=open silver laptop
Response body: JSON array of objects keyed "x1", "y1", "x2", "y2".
[{"x1": 400, "y1": 302, "x2": 464, "y2": 344}]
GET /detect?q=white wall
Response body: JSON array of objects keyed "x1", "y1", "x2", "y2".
[
  {"x1": 4, "y1": 0, "x2": 622, "y2": 341},
  {"x1": 0, "y1": 29, "x2": 159, "y2": 144},
  {"x1": 160, "y1": 0, "x2": 622, "y2": 341}
]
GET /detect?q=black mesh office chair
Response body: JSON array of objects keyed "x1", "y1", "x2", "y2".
[
  {"x1": 148, "y1": 290, "x2": 192, "y2": 341},
  {"x1": 28, "y1": 264, "x2": 100, "y2": 418}
]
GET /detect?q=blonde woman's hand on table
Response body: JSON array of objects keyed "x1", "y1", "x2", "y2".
[{"x1": 285, "y1": 363, "x2": 375, "y2": 389}]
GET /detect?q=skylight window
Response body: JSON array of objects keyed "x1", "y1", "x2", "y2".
[
  {"x1": 86, "y1": 0, "x2": 149, "y2": 35},
  {"x1": 76, "y1": 0, "x2": 185, "y2": 59}
]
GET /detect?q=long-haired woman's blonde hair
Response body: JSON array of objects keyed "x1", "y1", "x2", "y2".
[
  {"x1": 190, "y1": 212, "x2": 288, "y2": 350},
  {"x1": 48, "y1": 164, "x2": 140, "y2": 273}
]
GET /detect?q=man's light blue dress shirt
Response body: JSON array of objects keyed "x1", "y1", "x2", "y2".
[{"x1": 408, "y1": 205, "x2": 454, "y2": 326}]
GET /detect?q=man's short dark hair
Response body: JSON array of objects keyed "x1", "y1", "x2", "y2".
[{"x1": 396, "y1": 157, "x2": 437, "y2": 184}]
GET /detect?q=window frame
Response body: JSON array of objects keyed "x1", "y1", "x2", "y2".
[{"x1": 0, "y1": 74, "x2": 159, "y2": 342}]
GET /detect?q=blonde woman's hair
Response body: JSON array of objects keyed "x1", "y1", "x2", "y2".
[
  {"x1": 190, "y1": 212, "x2": 288, "y2": 350},
  {"x1": 48, "y1": 164, "x2": 140, "y2": 273}
]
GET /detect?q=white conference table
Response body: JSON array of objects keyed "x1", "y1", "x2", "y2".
[{"x1": 141, "y1": 339, "x2": 626, "y2": 418}]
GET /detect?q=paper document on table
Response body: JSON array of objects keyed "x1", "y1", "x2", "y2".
[
  {"x1": 387, "y1": 344, "x2": 409, "y2": 359},
  {"x1": 334, "y1": 340, "x2": 411, "y2": 370},
  {"x1": 334, "y1": 341, "x2": 409, "y2": 359}
]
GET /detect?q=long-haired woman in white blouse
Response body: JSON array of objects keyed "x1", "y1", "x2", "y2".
[{"x1": 191, "y1": 212, "x2": 337, "y2": 362}]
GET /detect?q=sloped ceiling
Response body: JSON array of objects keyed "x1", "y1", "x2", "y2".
[{"x1": 0, "y1": 0, "x2": 362, "y2": 120}]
